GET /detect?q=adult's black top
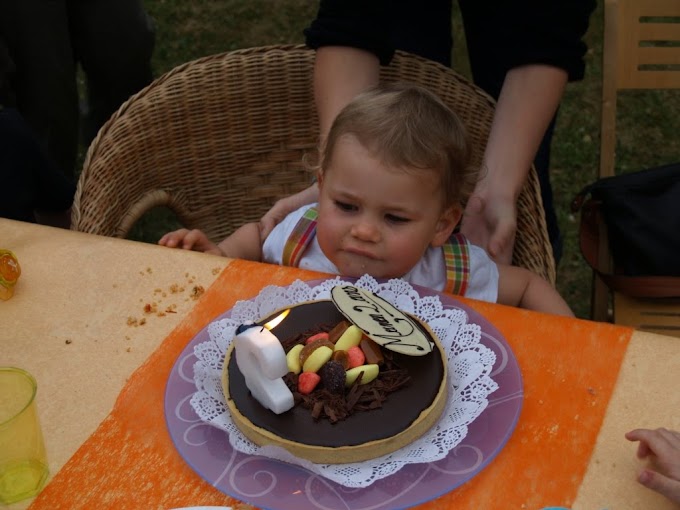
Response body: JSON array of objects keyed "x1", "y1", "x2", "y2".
[{"x1": 304, "y1": 0, "x2": 596, "y2": 82}]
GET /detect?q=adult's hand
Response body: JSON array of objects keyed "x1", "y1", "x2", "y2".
[
  {"x1": 259, "y1": 183, "x2": 319, "y2": 241},
  {"x1": 465, "y1": 65, "x2": 567, "y2": 263},
  {"x1": 460, "y1": 190, "x2": 516, "y2": 263},
  {"x1": 625, "y1": 428, "x2": 680, "y2": 504}
]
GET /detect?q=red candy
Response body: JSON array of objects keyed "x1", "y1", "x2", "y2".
[
  {"x1": 346, "y1": 346, "x2": 365, "y2": 369},
  {"x1": 298, "y1": 372, "x2": 321, "y2": 395},
  {"x1": 305, "y1": 332, "x2": 330, "y2": 345}
]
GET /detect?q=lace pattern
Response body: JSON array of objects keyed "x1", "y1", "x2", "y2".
[{"x1": 191, "y1": 276, "x2": 498, "y2": 488}]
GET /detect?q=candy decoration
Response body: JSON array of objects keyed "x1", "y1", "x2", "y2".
[
  {"x1": 234, "y1": 322, "x2": 294, "y2": 414},
  {"x1": 346, "y1": 346, "x2": 366, "y2": 369},
  {"x1": 302, "y1": 345, "x2": 333, "y2": 373},
  {"x1": 305, "y1": 332, "x2": 330, "y2": 345},
  {"x1": 345, "y1": 364, "x2": 380, "y2": 387},
  {"x1": 285, "y1": 344, "x2": 304, "y2": 374},
  {"x1": 334, "y1": 324, "x2": 362, "y2": 351},
  {"x1": 319, "y1": 360, "x2": 345, "y2": 394},
  {"x1": 300, "y1": 337, "x2": 335, "y2": 367},
  {"x1": 298, "y1": 372, "x2": 321, "y2": 395},
  {"x1": 360, "y1": 336, "x2": 385, "y2": 366},
  {"x1": 328, "y1": 320, "x2": 350, "y2": 344},
  {"x1": 331, "y1": 349, "x2": 350, "y2": 370}
]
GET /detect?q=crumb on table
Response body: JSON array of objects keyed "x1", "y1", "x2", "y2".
[
  {"x1": 127, "y1": 274, "x2": 207, "y2": 327},
  {"x1": 191, "y1": 285, "x2": 205, "y2": 299}
]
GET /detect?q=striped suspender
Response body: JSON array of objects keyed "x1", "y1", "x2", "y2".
[
  {"x1": 282, "y1": 207, "x2": 470, "y2": 295},
  {"x1": 282, "y1": 207, "x2": 319, "y2": 267},
  {"x1": 442, "y1": 233, "x2": 470, "y2": 295}
]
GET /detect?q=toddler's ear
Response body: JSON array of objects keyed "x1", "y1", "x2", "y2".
[{"x1": 431, "y1": 206, "x2": 462, "y2": 247}]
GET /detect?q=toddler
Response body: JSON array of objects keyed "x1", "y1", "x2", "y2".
[{"x1": 160, "y1": 83, "x2": 573, "y2": 316}]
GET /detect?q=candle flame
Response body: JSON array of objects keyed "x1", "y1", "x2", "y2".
[{"x1": 264, "y1": 309, "x2": 290, "y2": 330}]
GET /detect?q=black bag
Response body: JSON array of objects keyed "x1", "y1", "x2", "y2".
[{"x1": 571, "y1": 162, "x2": 680, "y2": 297}]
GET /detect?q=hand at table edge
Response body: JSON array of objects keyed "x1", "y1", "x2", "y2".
[{"x1": 626, "y1": 427, "x2": 680, "y2": 504}]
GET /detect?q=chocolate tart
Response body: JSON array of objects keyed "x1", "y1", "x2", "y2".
[{"x1": 222, "y1": 299, "x2": 448, "y2": 464}]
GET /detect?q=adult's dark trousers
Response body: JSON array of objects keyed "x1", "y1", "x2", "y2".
[
  {"x1": 0, "y1": 107, "x2": 75, "y2": 223},
  {"x1": 390, "y1": 0, "x2": 563, "y2": 263},
  {"x1": 0, "y1": 0, "x2": 155, "y2": 178}
]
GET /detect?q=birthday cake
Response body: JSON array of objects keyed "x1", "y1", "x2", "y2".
[{"x1": 222, "y1": 285, "x2": 448, "y2": 464}]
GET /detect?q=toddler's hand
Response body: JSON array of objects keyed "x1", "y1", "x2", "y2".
[
  {"x1": 626, "y1": 427, "x2": 680, "y2": 504},
  {"x1": 158, "y1": 229, "x2": 222, "y2": 255}
]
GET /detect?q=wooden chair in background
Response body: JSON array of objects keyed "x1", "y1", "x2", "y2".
[
  {"x1": 593, "y1": 0, "x2": 680, "y2": 334},
  {"x1": 72, "y1": 44, "x2": 556, "y2": 285}
]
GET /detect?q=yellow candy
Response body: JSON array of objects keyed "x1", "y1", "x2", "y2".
[
  {"x1": 302, "y1": 346, "x2": 333, "y2": 373},
  {"x1": 0, "y1": 250, "x2": 21, "y2": 301},
  {"x1": 345, "y1": 364, "x2": 379, "y2": 387},
  {"x1": 334, "y1": 325, "x2": 362, "y2": 352},
  {"x1": 285, "y1": 344, "x2": 304, "y2": 374}
]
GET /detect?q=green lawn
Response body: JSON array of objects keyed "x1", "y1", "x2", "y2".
[{"x1": 124, "y1": 0, "x2": 680, "y2": 319}]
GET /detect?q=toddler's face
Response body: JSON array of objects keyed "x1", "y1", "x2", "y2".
[{"x1": 317, "y1": 135, "x2": 459, "y2": 279}]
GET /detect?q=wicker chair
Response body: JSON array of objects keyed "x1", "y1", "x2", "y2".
[{"x1": 72, "y1": 44, "x2": 556, "y2": 284}]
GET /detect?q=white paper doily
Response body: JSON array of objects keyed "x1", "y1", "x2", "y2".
[{"x1": 190, "y1": 275, "x2": 498, "y2": 488}]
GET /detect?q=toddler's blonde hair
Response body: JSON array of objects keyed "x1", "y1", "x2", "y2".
[{"x1": 319, "y1": 83, "x2": 478, "y2": 209}]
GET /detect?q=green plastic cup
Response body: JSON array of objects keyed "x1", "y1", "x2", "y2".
[{"x1": 0, "y1": 367, "x2": 49, "y2": 504}]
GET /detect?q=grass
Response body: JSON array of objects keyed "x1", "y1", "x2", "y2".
[{"x1": 121, "y1": 0, "x2": 680, "y2": 319}]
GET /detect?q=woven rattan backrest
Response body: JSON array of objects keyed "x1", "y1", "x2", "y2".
[{"x1": 73, "y1": 44, "x2": 555, "y2": 284}]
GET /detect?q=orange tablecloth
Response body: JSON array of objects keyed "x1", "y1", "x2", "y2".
[{"x1": 28, "y1": 259, "x2": 632, "y2": 510}]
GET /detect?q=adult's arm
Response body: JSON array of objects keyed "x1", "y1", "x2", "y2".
[
  {"x1": 459, "y1": 0, "x2": 595, "y2": 88},
  {"x1": 305, "y1": 0, "x2": 389, "y2": 136},
  {"x1": 259, "y1": 45, "x2": 381, "y2": 240},
  {"x1": 457, "y1": 0, "x2": 595, "y2": 262},
  {"x1": 460, "y1": 65, "x2": 567, "y2": 263},
  {"x1": 314, "y1": 46, "x2": 380, "y2": 138}
]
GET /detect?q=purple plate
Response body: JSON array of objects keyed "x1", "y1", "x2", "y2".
[{"x1": 164, "y1": 280, "x2": 523, "y2": 510}]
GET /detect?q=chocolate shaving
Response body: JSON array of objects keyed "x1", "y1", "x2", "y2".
[
  {"x1": 311, "y1": 401, "x2": 324, "y2": 420},
  {"x1": 324, "y1": 403, "x2": 337, "y2": 423},
  {"x1": 345, "y1": 380, "x2": 366, "y2": 410}
]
